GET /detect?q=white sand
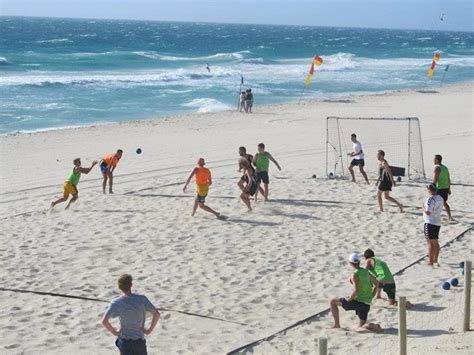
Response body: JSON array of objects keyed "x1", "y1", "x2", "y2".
[{"x1": 0, "y1": 83, "x2": 473, "y2": 354}]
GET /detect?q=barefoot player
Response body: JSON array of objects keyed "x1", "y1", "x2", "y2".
[
  {"x1": 100, "y1": 149, "x2": 123, "y2": 194},
  {"x1": 329, "y1": 253, "x2": 382, "y2": 332},
  {"x1": 183, "y1": 158, "x2": 223, "y2": 219},
  {"x1": 347, "y1": 133, "x2": 370, "y2": 184},
  {"x1": 422, "y1": 183, "x2": 444, "y2": 266},
  {"x1": 252, "y1": 143, "x2": 281, "y2": 202},
  {"x1": 433, "y1": 154, "x2": 453, "y2": 221},
  {"x1": 51, "y1": 158, "x2": 97, "y2": 209},
  {"x1": 376, "y1": 150, "x2": 403, "y2": 213}
]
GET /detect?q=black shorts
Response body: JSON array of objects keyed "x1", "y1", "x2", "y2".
[
  {"x1": 378, "y1": 181, "x2": 392, "y2": 191},
  {"x1": 424, "y1": 223, "x2": 440, "y2": 240},
  {"x1": 378, "y1": 283, "x2": 396, "y2": 300},
  {"x1": 341, "y1": 298, "x2": 370, "y2": 321},
  {"x1": 351, "y1": 159, "x2": 365, "y2": 167},
  {"x1": 195, "y1": 194, "x2": 206, "y2": 203},
  {"x1": 256, "y1": 171, "x2": 269, "y2": 184},
  {"x1": 243, "y1": 179, "x2": 258, "y2": 196},
  {"x1": 437, "y1": 189, "x2": 449, "y2": 202}
]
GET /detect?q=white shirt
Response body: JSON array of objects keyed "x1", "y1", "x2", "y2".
[
  {"x1": 423, "y1": 194, "x2": 444, "y2": 226},
  {"x1": 353, "y1": 141, "x2": 364, "y2": 160}
]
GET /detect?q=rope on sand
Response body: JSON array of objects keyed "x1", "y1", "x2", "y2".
[
  {"x1": 226, "y1": 225, "x2": 472, "y2": 354},
  {"x1": 0, "y1": 287, "x2": 248, "y2": 326}
]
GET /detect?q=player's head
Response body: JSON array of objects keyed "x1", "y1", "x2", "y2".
[
  {"x1": 363, "y1": 249, "x2": 375, "y2": 259},
  {"x1": 377, "y1": 149, "x2": 385, "y2": 161},
  {"x1": 257, "y1": 143, "x2": 265, "y2": 152},
  {"x1": 239, "y1": 146, "x2": 247, "y2": 156},
  {"x1": 348, "y1": 253, "x2": 361, "y2": 267},
  {"x1": 73, "y1": 158, "x2": 81, "y2": 167},
  {"x1": 351, "y1": 133, "x2": 357, "y2": 142},
  {"x1": 434, "y1": 154, "x2": 442, "y2": 164},
  {"x1": 118, "y1": 274, "x2": 132, "y2": 293},
  {"x1": 426, "y1": 183, "x2": 437, "y2": 195},
  {"x1": 116, "y1": 149, "x2": 123, "y2": 160},
  {"x1": 197, "y1": 158, "x2": 205, "y2": 167}
]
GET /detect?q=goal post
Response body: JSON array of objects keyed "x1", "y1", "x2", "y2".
[{"x1": 325, "y1": 117, "x2": 426, "y2": 180}]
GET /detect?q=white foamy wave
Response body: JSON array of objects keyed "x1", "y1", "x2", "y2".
[
  {"x1": 0, "y1": 57, "x2": 8, "y2": 64},
  {"x1": 320, "y1": 52, "x2": 357, "y2": 71},
  {"x1": 182, "y1": 98, "x2": 232, "y2": 113},
  {"x1": 36, "y1": 38, "x2": 73, "y2": 44},
  {"x1": 132, "y1": 50, "x2": 251, "y2": 62}
]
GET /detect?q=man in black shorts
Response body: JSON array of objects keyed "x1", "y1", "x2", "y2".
[
  {"x1": 238, "y1": 158, "x2": 257, "y2": 211},
  {"x1": 329, "y1": 253, "x2": 382, "y2": 331},
  {"x1": 422, "y1": 183, "x2": 444, "y2": 265},
  {"x1": 237, "y1": 146, "x2": 264, "y2": 196},
  {"x1": 433, "y1": 154, "x2": 453, "y2": 221},
  {"x1": 347, "y1": 133, "x2": 370, "y2": 184}
]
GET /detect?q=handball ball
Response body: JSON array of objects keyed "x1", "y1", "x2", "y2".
[
  {"x1": 328, "y1": 172, "x2": 334, "y2": 178},
  {"x1": 459, "y1": 261, "x2": 465, "y2": 269},
  {"x1": 442, "y1": 281, "x2": 451, "y2": 290},
  {"x1": 450, "y1": 278, "x2": 459, "y2": 287},
  {"x1": 397, "y1": 176, "x2": 402, "y2": 182},
  {"x1": 312, "y1": 174, "x2": 317, "y2": 179},
  {"x1": 136, "y1": 148, "x2": 142, "y2": 154}
]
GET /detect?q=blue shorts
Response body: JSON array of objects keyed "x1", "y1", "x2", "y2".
[
  {"x1": 256, "y1": 171, "x2": 269, "y2": 184},
  {"x1": 115, "y1": 338, "x2": 147, "y2": 355},
  {"x1": 351, "y1": 159, "x2": 365, "y2": 167},
  {"x1": 99, "y1": 161, "x2": 108, "y2": 174}
]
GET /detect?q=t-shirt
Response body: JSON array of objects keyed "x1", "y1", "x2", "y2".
[
  {"x1": 104, "y1": 294, "x2": 156, "y2": 340},
  {"x1": 353, "y1": 141, "x2": 364, "y2": 160},
  {"x1": 103, "y1": 154, "x2": 120, "y2": 168},
  {"x1": 195, "y1": 167, "x2": 211, "y2": 186},
  {"x1": 423, "y1": 194, "x2": 444, "y2": 226}
]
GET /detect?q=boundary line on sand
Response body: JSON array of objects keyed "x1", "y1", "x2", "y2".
[
  {"x1": 0, "y1": 287, "x2": 248, "y2": 326},
  {"x1": 226, "y1": 225, "x2": 472, "y2": 354}
]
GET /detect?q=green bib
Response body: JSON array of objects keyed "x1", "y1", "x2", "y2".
[
  {"x1": 370, "y1": 257, "x2": 394, "y2": 282},
  {"x1": 255, "y1": 153, "x2": 270, "y2": 171},
  {"x1": 354, "y1": 268, "x2": 373, "y2": 305},
  {"x1": 68, "y1": 168, "x2": 81, "y2": 186},
  {"x1": 436, "y1": 164, "x2": 449, "y2": 189}
]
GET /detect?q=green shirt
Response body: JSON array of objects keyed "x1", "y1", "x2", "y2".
[
  {"x1": 354, "y1": 268, "x2": 373, "y2": 305},
  {"x1": 436, "y1": 164, "x2": 450, "y2": 189},
  {"x1": 68, "y1": 167, "x2": 81, "y2": 186},
  {"x1": 255, "y1": 152, "x2": 270, "y2": 171},
  {"x1": 369, "y1": 257, "x2": 394, "y2": 283}
]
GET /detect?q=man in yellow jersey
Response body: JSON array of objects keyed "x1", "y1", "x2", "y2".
[
  {"x1": 329, "y1": 253, "x2": 382, "y2": 331},
  {"x1": 51, "y1": 158, "x2": 97, "y2": 209},
  {"x1": 433, "y1": 154, "x2": 453, "y2": 221},
  {"x1": 100, "y1": 149, "x2": 123, "y2": 194},
  {"x1": 183, "y1": 158, "x2": 224, "y2": 219}
]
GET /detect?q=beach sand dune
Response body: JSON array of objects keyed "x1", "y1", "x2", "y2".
[{"x1": 0, "y1": 84, "x2": 472, "y2": 353}]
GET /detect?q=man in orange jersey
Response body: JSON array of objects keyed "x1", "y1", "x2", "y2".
[
  {"x1": 100, "y1": 149, "x2": 123, "y2": 194},
  {"x1": 183, "y1": 158, "x2": 224, "y2": 219}
]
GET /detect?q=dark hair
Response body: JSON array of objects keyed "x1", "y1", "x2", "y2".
[
  {"x1": 117, "y1": 149, "x2": 123, "y2": 154},
  {"x1": 364, "y1": 249, "x2": 375, "y2": 259},
  {"x1": 351, "y1": 133, "x2": 356, "y2": 138},
  {"x1": 434, "y1": 154, "x2": 442, "y2": 163},
  {"x1": 239, "y1": 146, "x2": 246, "y2": 152},
  {"x1": 258, "y1": 143, "x2": 265, "y2": 149},
  {"x1": 378, "y1": 150, "x2": 385, "y2": 157},
  {"x1": 118, "y1": 274, "x2": 132, "y2": 292},
  {"x1": 73, "y1": 158, "x2": 81, "y2": 164}
]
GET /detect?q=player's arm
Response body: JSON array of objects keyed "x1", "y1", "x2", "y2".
[
  {"x1": 208, "y1": 170, "x2": 213, "y2": 186},
  {"x1": 369, "y1": 274, "x2": 379, "y2": 296},
  {"x1": 183, "y1": 168, "x2": 197, "y2": 192},
  {"x1": 267, "y1": 153, "x2": 281, "y2": 171},
  {"x1": 252, "y1": 154, "x2": 258, "y2": 167},
  {"x1": 433, "y1": 166, "x2": 440, "y2": 184},
  {"x1": 422, "y1": 198, "x2": 432, "y2": 215},
  {"x1": 101, "y1": 314, "x2": 120, "y2": 336},
  {"x1": 347, "y1": 274, "x2": 358, "y2": 301},
  {"x1": 365, "y1": 259, "x2": 374, "y2": 270},
  {"x1": 78, "y1": 161, "x2": 98, "y2": 174},
  {"x1": 448, "y1": 171, "x2": 451, "y2": 194},
  {"x1": 143, "y1": 308, "x2": 160, "y2": 335}
]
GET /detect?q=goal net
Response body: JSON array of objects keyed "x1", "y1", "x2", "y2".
[{"x1": 326, "y1": 117, "x2": 426, "y2": 180}]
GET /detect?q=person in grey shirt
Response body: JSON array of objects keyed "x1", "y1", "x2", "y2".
[{"x1": 102, "y1": 274, "x2": 160, "y2": 355}]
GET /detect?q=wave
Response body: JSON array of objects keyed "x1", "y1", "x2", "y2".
[
  {"x1": 132, "y1": 50, "x2": 252, "y2": 62},
  {"x1": 182, "y1": 98, "x2": 232, "y2": 113},
  {"x1": 0, "y1": 57, "x2": 8, "y2": 64},
  {"x1": 36, "y1": 38, "x2": 73, "y2": 44}
]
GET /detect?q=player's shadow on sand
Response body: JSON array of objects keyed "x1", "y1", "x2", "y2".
[
  {"x1": 411, "y1": 303, "x2": 446, "y2": 312},
  {"x1": 383, "y1": 327, "x2": 451, "y2": 337},
  {"x1": 225, "y1": 218, "x2": 281, "y2": 226},
  {"x1": 272, "y1": 198, "x2": 344, "y2": 209}
]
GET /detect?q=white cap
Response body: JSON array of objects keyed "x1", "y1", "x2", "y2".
[{"x1": 348, "y1": 253, "x2": 361, "y2": 263}]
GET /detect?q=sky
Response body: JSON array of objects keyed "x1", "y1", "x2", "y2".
[{"x1": 1, "y1": 0, "x2": 472, "y2": 31}]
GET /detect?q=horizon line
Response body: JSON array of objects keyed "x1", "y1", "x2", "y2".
[{"x1": 1, "y1": 14, "x2": 472, "y2": 33}]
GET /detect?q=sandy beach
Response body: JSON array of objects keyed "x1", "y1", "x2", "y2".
[{"x1": 0, "y1": 83, "x2": 473, "y2": 354}]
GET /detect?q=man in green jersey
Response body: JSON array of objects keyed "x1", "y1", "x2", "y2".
[
  {"x1": 433, "y1": 154, "x2": 453, "y2": 221},
  {"x1": 51, "y1": 158, "x2": 97, "y2": 209},
  {"x1": 252, "y1": 143, "x2": 281, "y2": 202},
  {"x1": 330, "y1": 253, "x2": 382, "y2": 331}
]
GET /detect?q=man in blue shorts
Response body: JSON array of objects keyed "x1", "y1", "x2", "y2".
[
  {"x1": 347, "y1": 133, "x2": 370, "y2": 184},
  {"x1": 102, "y1": 274, "x2": 160, "y2": 355}
]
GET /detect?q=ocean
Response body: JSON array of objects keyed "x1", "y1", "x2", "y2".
[{"x1": 0, "y1": 16, "x2": 473, "y2": 134}]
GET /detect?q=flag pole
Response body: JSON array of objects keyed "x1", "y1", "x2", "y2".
[{"x1": 440, "y1": 65, "x2": 449, "y2": 87}]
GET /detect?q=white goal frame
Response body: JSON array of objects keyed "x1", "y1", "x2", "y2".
[{"x1": 325, "y1": 116, "x2": 426, "y2": 180}]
